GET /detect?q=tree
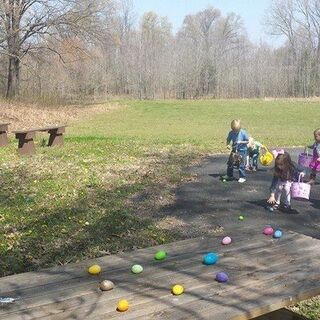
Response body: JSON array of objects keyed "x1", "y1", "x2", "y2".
[{"x1": 0, "y1": 0, "x2": 104, "y2": 98}]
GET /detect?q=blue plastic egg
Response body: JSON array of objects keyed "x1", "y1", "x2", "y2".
[
  {"x1": 273, "y1": 229, "x2": 282, "y2": 238},
  {"x1": 216, "y1": 272, "x2": 229, "y2": 283},
  {"x1": 203, "y1": 252, "x2": 218, "y2": 265}
]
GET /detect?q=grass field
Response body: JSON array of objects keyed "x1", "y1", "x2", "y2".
[{"x1": 0, "y1": 99, "x2": 319, "y2": 319}]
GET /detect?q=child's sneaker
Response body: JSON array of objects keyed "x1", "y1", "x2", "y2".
[
  {"x1": 280, "y1": 204, "x2": 292, "y2": 213},
  {"x1": 238, "y1": 178, "x2": 246, "y2": 183},
  {"x1": 266, "y1": 203, "x2": 279, "y2": 212},
  {"x1": 220, "y1": 175, "x2": 235, "y2": 181}
]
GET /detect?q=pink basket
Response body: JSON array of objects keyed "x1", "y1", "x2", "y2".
[
  {"x1": 298, "y1": 149, "x2": 313, "y2": 168},
  {"x1": 309, "y1": 158, "x2": 320, "y2": 172},
  {"x1": 291, "y1": 174, "x2": 310, "y2": 200}
]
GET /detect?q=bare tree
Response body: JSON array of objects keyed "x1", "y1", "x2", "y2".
[{"x1": 0, "y1": 0, "x2": 105, "y2": 98}]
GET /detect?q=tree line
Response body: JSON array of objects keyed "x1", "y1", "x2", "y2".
[{"x1": 0, "y1": 0, "x2": 320, "y2": 101}]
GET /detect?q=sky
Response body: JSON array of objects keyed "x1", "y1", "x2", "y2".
[{"x1": 132, "y1": 0, "x2": 282, "y2": 46}]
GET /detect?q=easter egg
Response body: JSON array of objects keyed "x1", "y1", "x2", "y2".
[
  {"x1": 172, "y1": 284, "x2": 184, "y2": 295},
  {"x1": 216, "y1": 272, "x2": 229, "y2": 283},
  {"x1": 239, "y1": 215, "x2": 244, "y2": 221},
  {"x1": 222, "y1": 236, "x2": 232, "y2": 245},
  {"x1": 88, "y1": 264, "x2": 101, "y2": 275},
  {"x1": 273, "y1": 229, "x2": 282, "y2": 238},
  {"x1": 99, "y1": 280, "x2": 114, "y2": 291},
  {"x1": 263, "y1": 226, "x2": 274, "y2": 235},
  {"x1": 117, "y1": 299, "x2": 129, "y2": 312},
  {"x1": 131, "y1": 264, "x2": 143, "y2": 274},
  {"x1": 203, "y1": 252, "x2": 218, "y2": 265},
  {"x1": 155, "y1": 250, "x2": 167, "y2": 261}
]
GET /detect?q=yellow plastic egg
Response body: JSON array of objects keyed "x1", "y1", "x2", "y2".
[
  {"x1": 172, "y1": 284, "x2": 184, "y2": 295},
  {"x1": 88, "y1": 264, "x2": 101, "y2": 275},
  {"x1": 117, "y1": 299, "x2": 129, "y2": 312}
]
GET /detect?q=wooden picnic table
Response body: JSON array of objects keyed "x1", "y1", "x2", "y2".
[
  {"x1": 0, "y1": 123, "x2": 10, "y2": 147},
  {"x1": 0, "y1": 230, "x2": 319, "y2": 319}
]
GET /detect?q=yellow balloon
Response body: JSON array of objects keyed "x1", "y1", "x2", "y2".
[
  {"x1": 88, "y1": 264, "x2": 101, "y2": 275},
  {"x1": 117, "y1": 299, "x2": 129, "y2": 312},
  {"x1": 172, "y1": 284, "x2": 184, "y2": 295}
]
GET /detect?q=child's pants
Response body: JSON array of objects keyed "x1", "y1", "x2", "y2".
[
  {"x1": 250, "y1": 150, "x2": 259, "y2": 169},
  {"x1": 274, "y1": 180, "x2": 292, "y2": 206}
]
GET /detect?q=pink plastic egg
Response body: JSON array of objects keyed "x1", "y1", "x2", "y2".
[
  {"x1": 263, "y1": 226, "x2": 274, "y2": 235},
  {"x1": 221, "y1": 236, "x2": 232, "y2": 245}
]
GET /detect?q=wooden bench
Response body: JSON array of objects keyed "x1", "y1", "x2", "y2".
[
  {"x1": 0, "y1": 230, "x2": 319, "y2": 319},
  {"x1": 37, "y1": 125, "x2": 66, "y2": 147},
  {"x1": 13, "y1": 125, "x2": 66, "y2": 155},
  {"x1": 12, "y1": 129, "x2": 37, "y2": 155},
  {"x1": 0, "y1": 123, "x2": 10, "y2": 147}
]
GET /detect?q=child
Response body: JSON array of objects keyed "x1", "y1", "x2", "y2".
[
  {"x1": 267, "y1": 150, "x2": 304, "y2": 212},
  {"x1": 307, "y1": 128, "x2": 320, "y2": 184},
  {"x1": 223, "y1": 119, "x2": 249, "y2": 183},
  {"x1": 246, "y1": 137, "x2": 263, "y2": 171}
]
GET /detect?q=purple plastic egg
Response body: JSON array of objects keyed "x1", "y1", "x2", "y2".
[
  {"x1": 216, "y1": 272, "x2": 229, "y2": 283},
  {"x1": 221, "y1": 236, "x2": 232, "y2": 245},
  {"x1": 263, "y1": 226, "x2": 274, "y2": 235}
]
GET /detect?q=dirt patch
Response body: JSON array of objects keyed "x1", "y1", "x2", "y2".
[{"x1": 0, "y1": 100, "x2": 123, "y2": 131}]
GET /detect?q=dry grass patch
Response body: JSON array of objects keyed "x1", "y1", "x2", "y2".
[{"x1": 0, "y1": 100, "x2": 124, "y2": 130}]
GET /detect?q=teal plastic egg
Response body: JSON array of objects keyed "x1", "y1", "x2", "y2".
[
  {"x1": 203, "y1": 252, "x2": 218, "y2": 265},
  {"x1": 273, "y1": 229, "x2": 282, "y2": 238}
]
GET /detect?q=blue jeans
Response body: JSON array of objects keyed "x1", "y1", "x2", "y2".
[{"x1": 227, "y1": 149, "x2": 246, "y2": 178}]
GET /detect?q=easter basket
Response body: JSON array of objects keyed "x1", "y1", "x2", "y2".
[
  {"x1": 291, "y1": 173, "x2": 310, "y2": 201},
  {"x1": 309, "y1": 158, "x2": 320, "y2": 172},
  {"x1": 259, "y1": 146, "x2": 273, "y2": 166},
  {"x1": 231, "y1": 151, "x2": 242, "y2": 168},
  {"x1": 298, "y1": 148, "x2": 313, "y2": 168}
]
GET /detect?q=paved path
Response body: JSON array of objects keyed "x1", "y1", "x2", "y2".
[{"x1": 158, "y1": 148, "x2": 320, "y2": 240}]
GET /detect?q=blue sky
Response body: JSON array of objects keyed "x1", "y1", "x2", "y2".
[{"x1": 132, "y1": 0, "x2": 281, "y2": 46}]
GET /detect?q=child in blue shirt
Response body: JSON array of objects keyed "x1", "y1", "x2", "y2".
[{"x1": 223, "y1": 119, "x2": 249, "y2": 183}]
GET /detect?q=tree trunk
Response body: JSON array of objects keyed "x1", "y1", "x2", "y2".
[{"x1": 6, "y1": 57, "x2": 20, "y2": 98}]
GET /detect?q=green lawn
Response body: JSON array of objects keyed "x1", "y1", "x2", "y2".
[
  {"x1": 0, "y1": 99, "x2": 319, "y2": 319},
  {"x1": 73, "y1": 99, "x2": 320, "y2": 149}
]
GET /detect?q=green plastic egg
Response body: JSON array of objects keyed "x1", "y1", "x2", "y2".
[
  {"x1": 131, "y1": 264, "x2": 143, "y2": 274},
  {"x1": 155, "y1": 250, "x2": 167, "y2": 261}
]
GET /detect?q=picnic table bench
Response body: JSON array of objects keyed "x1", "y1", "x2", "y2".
[
  {"x1": 12, "y1": 125, "x2": 66, "y2": 155},
  {"x1": 0, "y1": 230, "x2": 319, "y2": 319},
  {"x1": 0, "y1": 123, "x2": 10, "y2": 147}
]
